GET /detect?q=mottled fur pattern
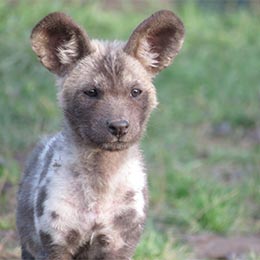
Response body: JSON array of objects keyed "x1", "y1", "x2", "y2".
[{"x1": 16, "y1": 10, "x2": 184, "y2": 260}]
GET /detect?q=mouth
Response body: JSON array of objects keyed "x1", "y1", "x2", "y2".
[
  {"x1": 99, "y1": 141, "x2": 131, "y2": 151},
  {"x1": 78, "y1": 127, "x2": 137, "y2": 151}
]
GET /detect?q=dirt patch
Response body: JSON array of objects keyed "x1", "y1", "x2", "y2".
[
  {"x1": 188, "y1": 233, "x2": 260, "y2": 259},
  {"x1": 210, "y1": 122, "x2": 260, "y2": 148},
  {"x1": 0, "y1": 180, "x2": 20, "y2": 260},
  {"x1": 195, "y1": 123, "x2": 260, "y2": 185},
  {"x1": 0, "y1": 230, "x2": 20, "y2": 260}
]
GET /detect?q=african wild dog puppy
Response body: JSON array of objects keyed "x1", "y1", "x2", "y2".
[{"x1": 16, "y1": 10, "x2": 184, "y2": 260}]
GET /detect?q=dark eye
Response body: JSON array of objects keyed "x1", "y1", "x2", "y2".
[
  {"x1": 84, "y1": 88, "x2": 98, "y2": 98},
  {"x1": 131, "y1": 88, "x2": 142, "y2": 98}
]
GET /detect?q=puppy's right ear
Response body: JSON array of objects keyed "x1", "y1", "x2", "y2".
[{"x1": 31, "y1": 12, "x2": 93, "y2": 76}]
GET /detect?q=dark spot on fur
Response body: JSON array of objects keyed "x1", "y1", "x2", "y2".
[
  {"x1": 40, "y1": 231, "x2": 53, "y2": 248},
  {"x1": 122, "y1": 221, "x2": 143, "y2": 239},
  {"x1": 113, "y1": 209, "x2": 145, "y2": 249},
  {"x1": 113, "y1": 209, "x2": 137, "y2": 228},
  {"x1": 53, "y1": 161, "x2": 61, "y2": 167},
  {"x1": 36, "y1": 187, "x2": 47, "y2": 217},
  {"x1": 51, "y1": 211, "x2": 59, "y2": 219},
  {"x1": 96, "y1": 234, "x2": 110, "y2": 247},
  {"x1": 120, "y1": 221, "x2": 144, "y2": 249},
  {"x1": 73, "y1": 242, "x2": 90, "y2": 260},
  {"x1": 66, "y1": 229, "x2": 80, "y2": 246},
  {"x1": 72, "y1": 170, "x2": 81, "y2": 178},
  {"x1": 124, "y1": 190, "x2": 135, "y2": 203}
]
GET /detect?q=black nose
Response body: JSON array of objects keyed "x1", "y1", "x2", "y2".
[{"x1": 107, "y1": 120, "x2": 129, "y2": 138}]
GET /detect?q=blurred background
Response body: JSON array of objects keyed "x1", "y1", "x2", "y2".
[{"x1": 0, "y1": 0, "x2": 260, "y2": 259}]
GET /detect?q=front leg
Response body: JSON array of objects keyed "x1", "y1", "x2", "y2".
[
  {"x1": 21, "y1": 246, "x2": 35, "y2": 260},
  {"x1": 76, "y1": 234, "x2": 130, "y2": 260},
  {"x1": 38, "y1": 231, "x2": 73, "y2": 260},
  {"x1": 84, "y1": 211, "x2": 145, "y2": 260}
]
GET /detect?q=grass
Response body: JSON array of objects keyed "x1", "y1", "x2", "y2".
[{"x1": 1, "y1": 1, "x2": 260, "y2": 259}]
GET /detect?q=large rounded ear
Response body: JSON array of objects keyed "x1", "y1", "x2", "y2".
[
  {"x1": 124, "y1": 10, "x2": 185, "y2": 75},
  {"x1": 31, "y1": 12, "x2": 93, "y2": 76}
]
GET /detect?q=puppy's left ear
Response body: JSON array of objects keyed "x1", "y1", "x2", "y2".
[{"x1": 124, "y1": 10, "x2": 185, "y2": 75}]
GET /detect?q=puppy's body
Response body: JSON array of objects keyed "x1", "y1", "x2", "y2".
[
  {"x1": 18, "y1": 132, "x2": 146, "y2": 259},
  {"x1": 17, "y1": 10, "x2": 184, "y2": 260}
]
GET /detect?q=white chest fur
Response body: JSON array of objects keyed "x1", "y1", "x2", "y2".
[{"x1": 34, "y1": 139, "x2": 146, "y2": 252}]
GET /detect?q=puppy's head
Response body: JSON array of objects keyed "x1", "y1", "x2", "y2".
[{"x1": 31, "y1": 10, "x2": 184, "y2": 151}]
